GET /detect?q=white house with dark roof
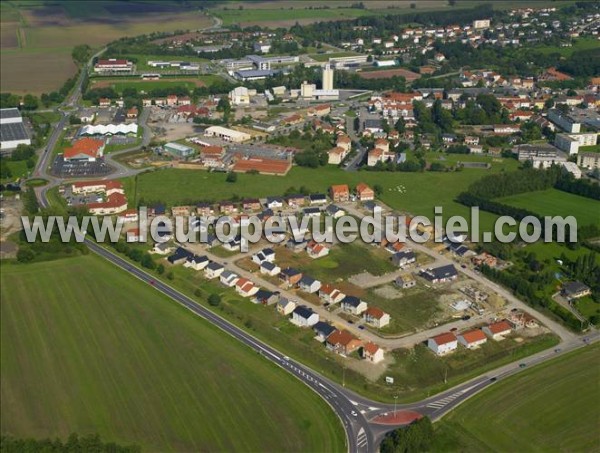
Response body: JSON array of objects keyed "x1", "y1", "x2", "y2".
[
  {"x1": 220, "y1": 270, "x2": 239, "y2": 287},
  {"x1": 277, "y1": 298, "x2": 296, "y2": 316},
  {"x1": 205, "y1": 261, "x2": 225, "y2": 279},
  {"x1": 298, "y1": 275, "x2": 321, "y2": 293},
  {"x1": 291, "y1": 306, "x2": 319, "y2": 327},
  {"x1": 260, "y1": 260, "x2": 281, "y2": 277},
  {"x1": 341, "y1": 296, "x2": 368, "y2": 315}
]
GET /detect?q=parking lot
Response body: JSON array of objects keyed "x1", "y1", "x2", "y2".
[{"x1": 51, "y1": 156, "x2": 112, "y2": 178}]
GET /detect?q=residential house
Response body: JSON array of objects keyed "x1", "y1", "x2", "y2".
[
  {"x1": 330, "y1": 184, "x2": 350, "y2": 203},
  {"x1": 483, "y1": 320, "x2": 512, "y2": 340},
  {"x1": 167, "y1": 247, "x2": 193, "y2": 265},
  {"x1": 205, "y1": 261, "x2": 225, "y2": 279},
  {"x1": 260, "y1": 261, "x2": 281, "y2": 277},
  {"x1": 457, "y1": 329, "x2": 487, "y2": 349},
  {"x1": 196, "y1": 202, "x2": 214, "y2": 217},
  {"x1": 253, "y1": 289, "x2": 279, "y2": 305},
  {"x1": 235, "y1": 278, "x2": 259, "y2": 298},
  {"x1": 356, "y1": 183, "x2": 375, "y2": 201},
  {"x1": 265, "y1": 196, "x2": 284, "y2": 210},
  {"x1": 152, "y1": 242, "x2": 173, "y2": 255},
  {"x1": 328, "y1": 146, "x2": 349, "y2": 165},
  {"x1": 326, "y1": 204, "x2": 345, "y2": 218},
  {"x1": 319, "y1": 284, "x2": 346, "y2": 305},
  {"x1": 242, "y1": 198, "x2": 261, "y2": 212},
  {"x1": 303, "y1": 207, "x2": 321, "y2": 218},
  {"x1": 395, "y1": 274, "x2": 416, "y2": 289},
  {"x1": 252, "y1": 248, "x2": 276, "y2": 265},
  {"x1": 298, "y1": 275, "x2": 321, "y2": 294},
  {"x1": 279, "y1": 267, "x2": 303, "y2": 287},
  {"x1": 309, "y1": 193, "x2": 328, "y2": 205},
  {"x1": 183, "y1": 254, "x2": 209, "y2": 271},
  {"x1": 363, "y1": 342, "x2": 385, "y2": 364},
  {"x1": 313, "y1": 321, "x2": 336, "y2": 342},
  {"x1": 220, "y1": 270, "x2": 239, "y2": 287},
  {"x1": 364, "y1": 307, "x2": 390, "y2": 328},
  {"x1": 420, "y1": 264, "x2": 458, "y2": 283},
  {"x1": 286, "y1": 238, "x2": 308, "y2": 252},
  {"x1": 306, "y1": 240, "x2": 330, "y2": 259},
  {"x1": 561, "y1": 281, "x2": 591, "y2": 300},
  {"x1": 291, "y1": 306, "x2": 319, "y2": 327},
  {"x1": 392, "y1": 250, "x2": 416, "y2": 268},
  {"x1": 326, "y1": 330, "x2": 362, "y2": 355},
  {"x1": 341, "y1": 296, "x2": 368, "y2": 315},
  {"x1": 427, "y1": 332, "x2": 458, "y2": 356},
  {"x1": 286, "y1": 194, "x2": 306, "y2": 208},
  {"x1": 277, "y1": 298, "x2": 296, "y2": 316}
]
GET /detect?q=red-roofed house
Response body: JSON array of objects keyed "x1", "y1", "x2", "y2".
[
  {"x1": 63, "y1": 138, "x2": 105, "y2": 162},
  {"x1": 306, "y1": 240, "x2": 330, "y2": 259},
  {"x1": 458, "y1": 329, "x2": 487, "y2": 349},
  {"x1": 235, "y1": 278, "x2": 259, "y2": 298},
  {"x1": 126, "y1": 107, "x2": 138, "y2": 119},
  {"x1": 166, "y1": 94, "x2": 178, "y2": 106},
  {"x1": 319, "y1": 284, "x2": 345, "y2": 304},
  {"x1": 427, "y1": 332, "x2": 458, "y2": 355},
  {"x1": 363, "y1": 307, "x2": 390, "y2": 328},
  {"x1": 355, "y1": 183, "x2": 375, "y2": 201},
  {"x1": 363, "y1": 342, "x2": 385, "y2": 363},
  {"x1": 326, "y1": 330, "x2": 362, "y2": 355},
  {"x1": 330, "y1": 184, "x2": 350, "y2": 202},
  {"x1": 483, "y1": 321, "x2": 512, "y2": 340}
]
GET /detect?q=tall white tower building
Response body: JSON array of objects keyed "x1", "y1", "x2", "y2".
[{"x1": 322, "y1": 64, "x2": 334, "y2": 91}]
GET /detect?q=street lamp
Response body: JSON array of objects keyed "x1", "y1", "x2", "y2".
[
  {"x1": 342, "y1": 365, "x2": 346, "y2": 387},
  {"x1": 394, "y1": 395, "x2": 398, "y2": 417}
]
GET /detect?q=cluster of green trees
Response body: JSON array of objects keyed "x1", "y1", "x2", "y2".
[
  {"x1": 0, "y1": 144, "x2": 37, "y2": 179},
  {"x1": 562, "y1": 252, "x2": 600, "y2": 308},
  {"x1": 380, "y1": 417, "x2": 435, "y2": 453},
  {"x1": 480, "y1": 263, "x2": 586, "y2": 331},
  {"x1": 16, "y1": 199, "x2": 89, "y2": 264},
  {"x1": 453, "y1": 94, "x2": 509, "y2": 126},
  {"x1": 0, "y1": 434, "x2": 140, "y2": 453},
  {"x1": 366, "y1": 158, "x2": 426, "y2": 173},
  {"x1": 289, "y1": 4, "x2": 493, "y2": 43},
  {"x1": 268, "y1": 129, "x2": 333, "y2": 168},
  {"x1": 555, "y1": 174, "x2": 600, "y2": 201},
  {"x1": 112, "y1": 241, "x2": 159, "y2": 271}
]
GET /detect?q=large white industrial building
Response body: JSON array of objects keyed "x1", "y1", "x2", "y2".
[{"x1": 0, "y1": 108, "x2": 31, "y2": 151}]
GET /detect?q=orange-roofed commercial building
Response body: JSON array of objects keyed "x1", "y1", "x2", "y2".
[
  {"x1": 232, "y1": 157, "x2": 291, "y2": 176},
  {"x1": 63, "y1": 138, "x2": 105, "y2": 162}
]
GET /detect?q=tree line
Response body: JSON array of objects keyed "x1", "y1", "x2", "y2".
[{"x1": 0, "y1": 434, "x2": 139, "y2": 453}]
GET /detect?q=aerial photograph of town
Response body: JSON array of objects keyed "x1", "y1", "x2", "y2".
[{"x1": 0, "y1": 0, "x2": 599, "y2": 452}]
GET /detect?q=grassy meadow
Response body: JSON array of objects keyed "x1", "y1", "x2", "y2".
[
  {"x1": 435, "y1": 343, "x2": 600, "y2": 452},
  {"x1": 498, "y1": 188, "x2": 600, "y2": 228},
  {"x1": 0, "y1": 256, "x2": 345, "y2": 452},
  {"x1": 132, "y1": 160, "x2": 519, "y2": 232}
]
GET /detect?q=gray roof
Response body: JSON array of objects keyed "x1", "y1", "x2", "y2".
[
  {"x1": 0, "y1": 108, "x2": 21, "y2": 120},
  {"x1": 313, "y1": 321, "x2": 336, "y2": 338},
  {"x1": 0, "y1": 122, "x2": 29, "y2": 143},
  {"x1": 563, "y1": 281, "x2": 590, "y2": 295},
  {"x1": 293, "y1": 305, "x2": 315, "y2": 319}
]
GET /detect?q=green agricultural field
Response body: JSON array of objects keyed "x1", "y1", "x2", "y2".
[
  {"x1": 498, "y1": 188, "x2": 600, "y2": 228},
  {"x1": 133, "y1": 162, "x2": 517, "y2": 231},
  {"x1": 434, "y1": 343, "x2": 600, "y2": 452},
  {"x1": 0, "y1": 256, "x2": 345, "y2": 452}
]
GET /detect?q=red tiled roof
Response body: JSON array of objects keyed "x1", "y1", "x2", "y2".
[
  {"x1": 364, "y1": 342, "x2": 380, "y2": 355},
  {"x1": 356, "y1": 183, "x2": 373, "y2": 194},
  {"x1": 64, "y1": 138, "x2": 104, "y2": 159},
  {"x1": 487, "y1": 320, "x2": 512, "y2": 335},
  {"x1": 232, "y1": 157, "x2": 291, "y2": 175},
  {"x1": 460, "y1": 329, "x2": 486, "y2": 344},
  {"x1": 327, "y1": 329, "x2": 359, "y2": 347},
  {"x1": 330, "y1": 184, "x2": 349, "y2": 195},
  {"x1": 431, "y1": 332, "x2": 457, "y2": 345},
  {"x1": 365, "y1": 306, "x2": 386, "y2": 319}
]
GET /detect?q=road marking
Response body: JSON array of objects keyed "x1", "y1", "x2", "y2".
[
  {"x1": 357, "y1": 428, "x2": 368, "y2": 448},
  {"x1": 350, "y1": 400, "x2": 358, "y2": 406}
]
